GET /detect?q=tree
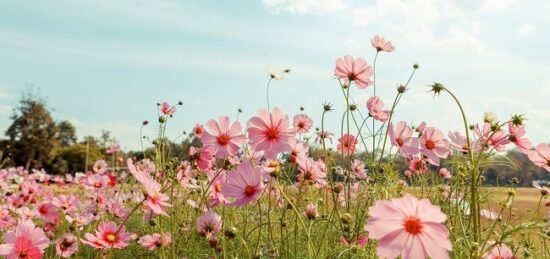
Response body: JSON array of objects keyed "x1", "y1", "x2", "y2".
[
  {"x1": 5, "y1": 93, "x2": 60, "y2": 169},
  {"x1": 56, "y1": 120, "x2": 77, "y2": 146}
]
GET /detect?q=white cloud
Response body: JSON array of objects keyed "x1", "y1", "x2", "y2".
[
  {"x1": 480, "y1": 0, "x2": 518, "y2": 12},
  {"x1": 516, "y1": 23, "x2": 536, "y2": 36},
  {"x1": 541, "y1": 80, "x2": 550, "y2": 95},
  {"x1": 262, "y1": 0, "x2": 346, "y2": 15}
]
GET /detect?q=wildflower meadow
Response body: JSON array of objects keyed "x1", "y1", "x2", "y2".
[{"x1": 1, "y1": 35, "x2": 549, "y2": 259}]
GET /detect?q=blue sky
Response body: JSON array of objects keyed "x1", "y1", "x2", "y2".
[{"x1": 0, "y1": 0, "x2": 549, "y2": 150}]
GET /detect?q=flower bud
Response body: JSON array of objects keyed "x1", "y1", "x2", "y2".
[
  {"x1": 224, "y1": 227, "x2": 237, "y2": 239},
  {"x1": 340, "y1": 213, "x2": 353, "y2": 224}
]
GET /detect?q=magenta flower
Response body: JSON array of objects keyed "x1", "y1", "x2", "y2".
[
  {"x1": 36, "y1": 202, "x2": 59, "y2": 224},
  {"x1": 193, "y1": 123, "x2": 204, "y2": 137},
  {"x1": 0, "y1": 220, "x2": 50, "y2": 259},
  {"x1": 247, "y1": 108, "x2": 296, "y2": 159},
  {"x1": 526, "y1": 143, "x2": 550, "y2": 172},
  {"x1": 201, "y1": 116, "x2": 245, "y2": 158},
  {"x1": 160, "y1": 102, "x2": 176, "y2": 115},
  {"x1": 293, "y1": 114, "x2": 313, "y2": 134},
  {"x1": 367, "y1": 96, "x2": 390, "y2": 122},
  {"x1": 483, "y1": 244, "x2": 517, "y2": 259},
  {"x1": 221, "y1": 160, "x2": 264, "y2": 206},
  {"x1": 364, "y1": 194, "x2": 452, "y2": 259},
  {"x1": 197, "y1": 211, "x2": 222, "y2": 238},
  {"x1": 334, "y1": 55, "x2": 374, "y2": 89},
  {"x1": 420, "y1": 127, "x2": 449, "y2": 166},
  {"x1": 371, "y1": 35, "x2": 395, "y2": 52},
  {"x1": 338, "y1": 134, "x2": 357, "y2": 155},
  {"x1": 507, "y1": 122, "x2": 532, "y2": 152},
  {"x1": 55, "y1": 233, "x2": 78, "y2": 258},
  {"x1": 388, "y1": 122, "x2": 420, "y2": 157},
  {"x1": 297, "y1": 157, "x2": 327, "y2": 187},
  {"x1": 82, "y1": 221, "x2": 132, "y2": 250}
]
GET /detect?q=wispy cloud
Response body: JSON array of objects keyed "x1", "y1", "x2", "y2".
[
  {"x1": 262, "y1": 0, "x2": 346, "y2": 15},
  {"x1": 516, "y1": 23, "x2": 536, "y2": 36}
]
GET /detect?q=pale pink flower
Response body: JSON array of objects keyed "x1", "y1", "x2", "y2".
[
  {"x1": 93, "y1": 160, "x2": 108, "y2": 174},
  {"x1": 221, "y1": 160, "x2": 264, "y2": 206},
  {"x1": 304, "y1": 204, "x2": 318, "y2": 220},
  {"x1": 288, "y1": 141, "x2": 308, "y2": 164},
  {"x1": 293, "y1": 114, "x2": 313, "y2": 134},
  {"x1": 483, "y1": 244, "x2": 517, "y2": 259},
  {"x1": 439, "y1": 168, "x2": 452, "y2": 180},
  {"x1": 315, "y1": 131, "x2": 333, "y2": 145},
  {"x1": 143, "y1": 178, "x2": 172, "y2": 217},
  {"x1": 196, "y1": 146, "x2": 216, "y2": 171},
  {"x1": 84, "y1": 174, "x2": 110, "y2": 190},
  {"x1": 526, "y1": 143, "x2": 550, "y2": 172},
  {"x1": 160, "y1": 102, "x2": 175, "y2": 115},
  {"x1": 388, "y1": 122, "x2": 420, "y2": 157},
  {"x1": 201, "y1": 116, "x2": 245, "y2": 158},
  {"x1": 474, "y1": 123, "x2": 510, "y2": 152},
  {"x1": 334, "y1": 55, "x2": 374, "y2": 89},
  {"x1": 193, "y1": 123, "x2": 204, "y2": 137},
  {"x1": 338, "y1": 134, "x2": 357, "y2": 155},
  {"x1": 247, "y1": 108, "x2": 296, "y2": 159},
  {"x1": 416, "y1": 122, "x2": 427, "y2": 135},
  {"x1": 507, "y1": 122, "x2": 531, "y2": 152},
  {"x1": 371, "y1": 35, "x2": 395, "y2": 52},
  {"x1": 364, "y1": 194, "x2": 452, "y2": 259},
  {"x1": 297, "y1": 157, "x2": 327, "y2": 187},
  {"x1": 0, "y1": 220, "x2": 50, "y2": 259},
  {"x1": 138, "y1": 233, "x2": 171, "y2": 250},
  {"x1": 420, "y1": 127, "x2": 450, "y2": 166},
  {"x1": 367, "y1": 96, "x2": 390, "y2": 122},
  {"x1": 106, "y1": 144, "x2": 120, "y2": 154},
  {"x1": 51, "y1": 195, "x2": 79, "y2": 213},
  {"x1": 208, "y1": 171, "x2": 227, "y2": 207},
  {"x1": 350, "y1": 159, "x2": 368, "y2": 180},
  {"x1": 197, "y1": 211, "x2": 222, "y2": 238},
  {"x1": 448, "y1": 131, "x2": 470, "y2": 153},
  {"x1": 82, "y1": 221, "x2": 132, "y2": 250},
  {"x1": 55, "y1": 233, "x2": 78, "y2": 258},
  {"x1": 481, "y1": 209, "x2": 501, "y2": 220},
  {"x1": 404, "y1": 170, "x2": 413, "y2": 177}
]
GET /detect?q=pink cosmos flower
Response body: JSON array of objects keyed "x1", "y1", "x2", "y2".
[
  {"x1": 507, "y1": 122, "x2": 532, "y2": 152},
  {"x1": 448, "y1": 131, "x2": 470, "y2": 153},
  {"x1": 388, "y1": 122, "x2": 420, "y2": 157},
  {"x1": 221, "y1": 160, "x2": 264, "y2": 206},
  {"x1": 350, "y1": 159, "x2": 368, "y2": 180},
  {"x1": 138, "y1": 233, "x2": 171, "y2": 251},
  {"x1": 84, "y1": 174, "x2": 110, "y2": 190},
  {"x1": 193, "y1": 123, "x2": 204, "y2": 137},
  {"x1": 483, "y1": 244, "x2": 517, "y2": 259},
  {"x1": 196, "y1": 146, "x2": 216, "y2": 171},
  {"x1": 474, "y1": 123, "x2": 510, "y2": 152},
  {"x1": 201, "y1": 116, "x2": 245, "y2": 158},
  {"x1": 338, "y1": 134, "x2": 357, "y2": 155},
  {"x1": 526, "y1": 143, "x2": 550, "y2": 172},
  {"x1": 409, "y1": 157, "x2": 427, "y2": 174},
  {"x1": 293, "y1": 114, "x2": 313, "y2": 134},
  {"x1": 51, "y1": 195, "x2": 79, "y2": 213},
  {"x1": 367, "y1": 96, "x2": 390, "y2": 122},
  {"x1": 82, "y1": 221, "x2": 132, "y2": 250},
  {"x1": 247, "y1": 108, "x2": 296, "y2": 159},
  {"x1": 0, "y1": 220, "x2": 50, "y2": 259},
  {"x1": 304, "y1": 204, "x2": 318, "y2": 220},
  {"x1": 315, "y1": 131, "x2": 333, "y2": 145},
  {"x1": 55, "y1": 233, "x2": 78, "y2": 258},
  {"x1": 106, "y1": 144, "x2": 120, "y2": 154},
  {"x1": 197, "y1": 211, "x2": 222, "y2": 238},
  {"x1": 142, "y1": 178, "x2": 172, "y2": 217},
  {"x1": 160, "y1": 102, "x2": 176, "y2": 115},
  {"x1": 93, "y1": 160, "x2": 108, "y2": 174},
  {"x1": 341, "y1": 235, "x2": 369, "y2": 247},
  {"x1": 36, "y1": 202, "x2": 59, "y2": 224},
  {"x1": 439, "y1": 168, "x2": 452, "y2": 180},
  {"x1": 364, "y1": 194, "x2": 452, "y2": 259},
  {"x1": 371, "y1": 35, "x2": 395, "y2": 52},
  {"x1": 288, "y1": 141, "x2": 308, "y2": 164},
  {"x1": 420, "y1": 127, "x2": 450, "y2": 166},
  {"x1": 334, "y1": 55, "x2": 374, "y2": 89},
  {"x1": 297, "y1": 157, "x2": 327, "y2": 187}
]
